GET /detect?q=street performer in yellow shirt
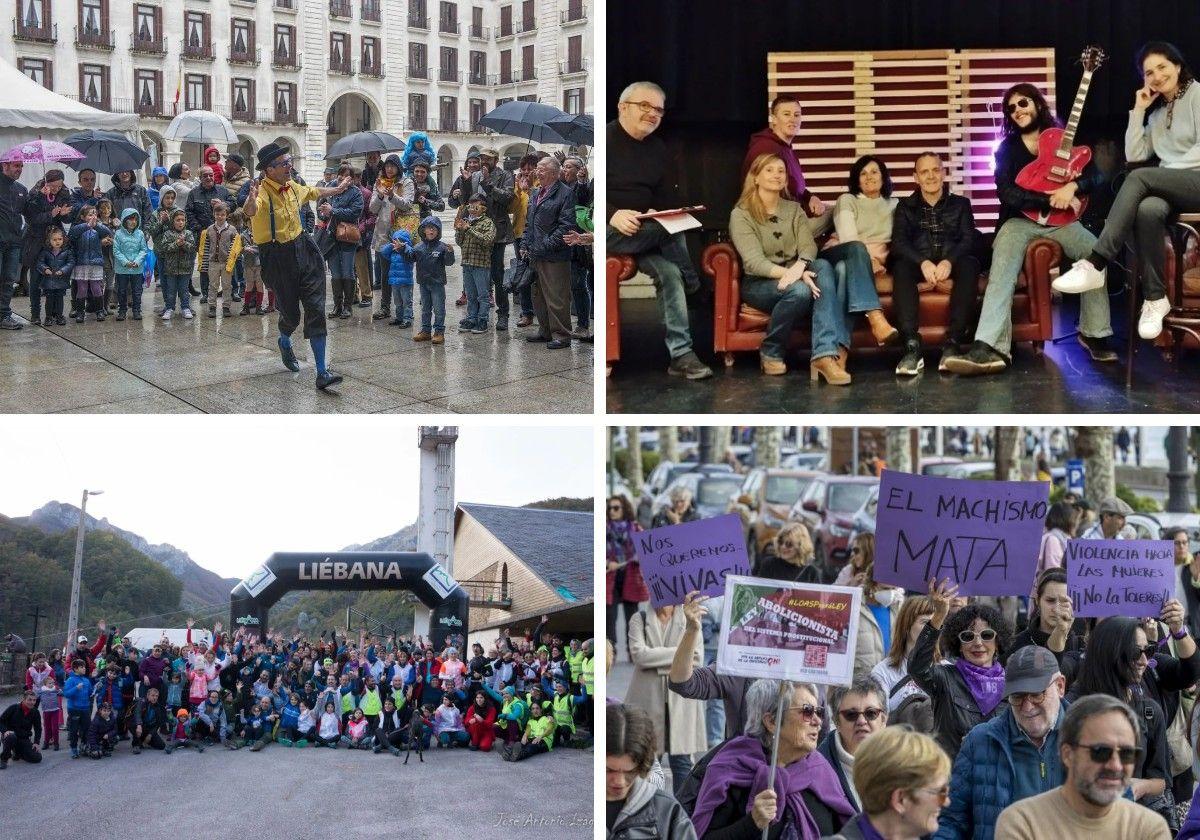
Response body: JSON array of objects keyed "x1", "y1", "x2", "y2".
[{"x1": 242, "y1": 142, "x2": 356, "y2": 390}]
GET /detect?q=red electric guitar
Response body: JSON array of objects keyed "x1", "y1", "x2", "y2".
[{"x1": 1016, "y1": 45, "x2": 1107, "y2": 226}]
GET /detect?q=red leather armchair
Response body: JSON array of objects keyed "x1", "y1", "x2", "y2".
[
  {"x1": 606, "y1": 254, "x2": 638, "y2": 368},
  {"x1": 703, "y1": 239, "x2": 1063, "y2": 366}
]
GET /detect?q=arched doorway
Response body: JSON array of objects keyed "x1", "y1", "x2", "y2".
[
  {"x1": 179, "y1": 141, "x2": 205, "y2": 171},
  {"x1": 140, "y1": 130, "x2": 165, "y2": 180},
  {"x1": 325, "y1": 91, "x2": 382, "y2": 158},
  {"x1": 500, "y1": 142, "x2": 533, "y2": 172},
  {"x1": 436, "y1": 144, "x2": 456, "y2": 193},
  {"x1": 235, "y1": 135, "x2": 257, "y2": 169}
]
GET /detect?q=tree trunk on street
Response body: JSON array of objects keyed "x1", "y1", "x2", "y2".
[
  {"x1": 1166, "y1": 426, "x2": 1191, "y2": 513},
  {"x1": 659, "y1": 426, "x2": 679, "y2": 464},
  {"x1": 994, "y1": 427, "x2": 1022, "y2": 481},
  {"x1": 1074, "y1": 427, "x2": 1115, "y2": 504},
  {"x1": 886, "y1": 427, "x2": 912, "y2": 473},
  {"x1": 701, "y1": 426, "x2": 731, "y2": 465},
  {"x1": 756, "y1": 427, "x2": 781, "y2": 468},
  {"x1": 625, "y1": 426, "x2": 643, "y2": 493}
]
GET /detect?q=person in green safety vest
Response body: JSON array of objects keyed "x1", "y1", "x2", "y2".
[
  {"x1": 578, "y1": 638, "x2": 595, "y2": 731},
  {"x1": 566, "y1": 639, "x2": 586, "y2": 693},
  {"x1": 358, "y1": 675, "x2": 383, "y2": 740},
  {"x1": 505, "y1": 700, "x2": 554, "y2": 762},
  {"x1": 486, "y1": 683, "x2": 527, "y2": 748},
  {"x1": 551, "y1": 678, "x2": 576, "y2": 746}
]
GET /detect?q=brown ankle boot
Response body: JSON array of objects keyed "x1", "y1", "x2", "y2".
[
  {"x1": 835, "y1": 347, "x2": 849, "y2": 370},
  {"x1": 760, "y1": 353, "x2": 787, "y2": 376},
  {"x1": 867, "y1": 310, "x2": 899, "y2": 346},
  {"x1": 810, "y1": 355, "x2": 851, "y2": 385}
]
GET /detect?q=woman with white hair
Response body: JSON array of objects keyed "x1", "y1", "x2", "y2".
[
  {"x1": 691, "y1": 679, "x2": 854, "y2": 838},
  {"x1": 438, "y1": 647, "x2": 467, "y2": 689},
  {"x1": 652, "y1": 485, "x2": 699, "y2": 529}
]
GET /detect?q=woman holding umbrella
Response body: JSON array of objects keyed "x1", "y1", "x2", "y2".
[{"x1": 21, "y1": 170, "x2": 74, "y2": 325}]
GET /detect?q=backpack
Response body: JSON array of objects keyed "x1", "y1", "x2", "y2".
[{"x1": 888, "y1": 675, "x2": 934, "y2": 733}]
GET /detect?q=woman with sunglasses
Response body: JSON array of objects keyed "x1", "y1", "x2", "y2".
[
  {"x1": 690, "y1": 679, "x2": 854, "y2": 839},
  {"x1": 817, "y1": 677, "x2": 890, "y2": 813},
  {"x1": 1064, "y1": 616, "x2": 1175, "y2": 819},
  {"x1": 834, "y1": 533, "x2": 874, "y2": 586},
  {"x1": 754, "y1": 521, "x2": 821, "y2": 583},
  {"x1": 853, "y1": 562, "x2": 904, "y2": 682},
  {"x1": 909, "y1": 577, "x2": 1012, "y2": 759},
  {"x1": 606, "y1": 496, "x2": 650, "y2": 658}
]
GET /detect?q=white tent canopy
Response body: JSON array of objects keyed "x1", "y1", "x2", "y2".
[{"x1": 0, "y1": 56, "x2": 137, "y2": 132}]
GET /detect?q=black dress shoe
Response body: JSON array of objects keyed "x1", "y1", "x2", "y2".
[
  {"x1": 525, "y1": 334, "x2": 551, "y2": 343},
  {"x1": 1078, "y1": 333, "x2": 1118, "y2": 363},
  {"x1": 278, "y1": 337, "x2": 300, "y2": 372},
  {"x1": 546, "y1": 339, "x2": 570, "y2": 349},
  {"x1": 316, "y1": 370, "x2": 344, "y2": 390}
]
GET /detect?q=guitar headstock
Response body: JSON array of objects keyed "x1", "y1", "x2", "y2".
[{"x1": 1080, "y1": 45, "x2": 1107, "y2": 73}]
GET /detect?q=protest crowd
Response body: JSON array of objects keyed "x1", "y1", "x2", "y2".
[
  {"x1": 606, "y1": 458, "x2": 1200, "y2": 840},
  {"x1": 1, "y1": 613, "x2": 595, "y2": 771}
]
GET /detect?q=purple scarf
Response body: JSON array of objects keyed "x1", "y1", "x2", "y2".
[
  {"x1": 954, "y1": 657, "x2": 1006, "y2": 716},
  {"x1": 690, "y1": 735, "x2": 854, "y2": 840},
  {"x1": 606, "y1": 520, "x2": 636, "y2": 564}
]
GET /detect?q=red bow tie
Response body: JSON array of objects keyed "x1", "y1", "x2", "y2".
[{"x1": 277, "y1": 183, "x2": 290, "y2": 194}]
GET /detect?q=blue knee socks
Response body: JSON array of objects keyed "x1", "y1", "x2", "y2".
[{"x1": 310, "y1": 335, "x2": 327, "y2": 376}]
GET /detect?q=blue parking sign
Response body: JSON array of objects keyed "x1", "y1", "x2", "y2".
[{"x1": 1066, "y1": 459, "x2": 1085, "y2": 495}]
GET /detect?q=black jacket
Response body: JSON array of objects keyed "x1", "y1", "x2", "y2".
[
  {"x1": 1181, "y1": 565, "x2": 1200, "y2": 640},
  {"x1": 994, "y1": 133, "x2": 1105, "y2": 227},
  {"x1": 816, "y1": 731, "x2": 860, "y2": 815},
  {"x1": 21, "y1": 187, "x2": 73, "y2": 268},
  {"x1": 106, "y1": 180, "x2": 153, "y2": 227},
  {"x1": 522, "y1": 180, "x2": 577, "y2": 262},
  {"x1": 890, "y1": 189, "x2": 976, "y2": 265},
  {"x1": 753, "y1": 552, "x2": 821, "y2": 584},
  {"x1": 0, "y1": 172, "x2": 28, "y2": 245},
  {"x1": 608, "y1": 776, "x2": 698, "y2": 840},
  {"x1": 132, "y1": 696, "x2": 167, "y2": 732},
  {"x1": 184, "y1": 183, "x2": 233, "y2": 236},
  {"x1": 0, "y1": 701, "x2": 41, "y2": 743},
  {"x1": 907, "y1": 623, "x2": 1004, "y2": 760}
]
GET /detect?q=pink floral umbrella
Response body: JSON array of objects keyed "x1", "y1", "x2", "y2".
[{"x1": 0, "y1": 139, "x2": 86, "y2": 165}]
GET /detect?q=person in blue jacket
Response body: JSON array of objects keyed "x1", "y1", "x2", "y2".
[
  {"x1": 111, "y1": 207, "x2": 148, "y2": 320},
  {"x1": 148, "y1": 166, "x2": 169, "y2": 210},
  {"x1": 63, "y1": 659, "x2": 93, "y2": 759},
  {"x1": 90, "y1": 665, "x2": 126, "y2": 740},
  {"x1": 378, "y1": 228, "x2": 415, "y2": 328},
  {"x1": 400, "y1": 132, "x2": 436, "y2": 174},
  {"x1": 936, "y1": 646, "x2": 1071, "y2": 840},
  {"x1": 410, "y1": 215, "x2": 455, "y2": 342}
]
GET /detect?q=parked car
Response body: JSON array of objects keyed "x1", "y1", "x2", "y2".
[
  {"x1": 1124, "y1": 512, "x2": 1200, "y2": 552},
  {"x1": 789, "y1": 475, "x2": 878, "y2": 581},
  {"x1": 782, "y1": 451, "x2": 830, "y2": 471},
  {"x1": 636, "y1": 461, "x2": 733, "y2": 526},
  {"x1": 730, "y1": 468, "x2": 821, "y2": 567},
  {"x1": 847, "y1": 484, "x2": 880, "y2": 546},
  {"x1": 650, "y1": 472, "x2": 745, "y2": 523},
  {"x1": 919, "y1": 456, "x2": 963, "y2": 476},
  {"x1": 943, "y1": 462, "x2": 995, "y2": 480}
]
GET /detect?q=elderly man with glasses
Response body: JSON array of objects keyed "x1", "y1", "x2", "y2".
[
  {"x1": 936, "y1": 645, "x2": 1071, "y2": 840},
  {"x1": 607, "y1": 80, "x2": 712, "y2": 380}
]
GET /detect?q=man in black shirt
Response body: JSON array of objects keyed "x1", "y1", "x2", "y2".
[
  {"x1": 890, "y1": 152, "x2": 980, "y2": 375},
  {"x1": 0, "y1": 690, "x2": 43, "y2": 768},
  {"x1": 0, "y1": 160, "x2": 28, "y2": 330},
  {"x1": 607, "y1": 81, "x2": 712, "y2": 380}
]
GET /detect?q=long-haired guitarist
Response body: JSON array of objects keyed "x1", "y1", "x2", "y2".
[
  {"x1": 1055, "y1": 41, "x2": 1200, "y2": 342},
  {"x1": 944, "y1": 83, "x2": 1116, "y2": 376}
]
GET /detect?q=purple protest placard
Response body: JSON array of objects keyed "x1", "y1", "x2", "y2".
[
  {"x1": 634, "y1": 513, "x2": 752, "y2": 608},
  {"x1": 1066, "y1": 539, "x2": 1174, "y2": 618},
  {"x1": 873, "y1": 470, "x2": 1048, "y2": 596}
]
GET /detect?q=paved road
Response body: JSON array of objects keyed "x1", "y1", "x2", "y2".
[
  {"x1": 0, "y1": 242, "x2": 592, "y2": 414},
  {"x1": 0, "y1": 709, "x2": 593, "y2": 839}
]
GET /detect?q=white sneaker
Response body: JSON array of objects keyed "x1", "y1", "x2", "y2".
[
  {"x1": 1138, "y1": 296, "x2": 1173, "y2": 340},
  {"x1": 182, "y1": 308, "x2": 194, "y2": 320},
  {"x1": 161, "y1": 309, "x2": 172, "y2": 321},
  {"x1": 1052, "y1": 260, "x2": 1106, "y2": 294}
]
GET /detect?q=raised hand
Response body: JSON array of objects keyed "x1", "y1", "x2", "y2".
[
  {"x1": 928, "y1": 577, "x2": 959, "y2": 626},
  {"x1": 681, "y1": 591, "x2": 709, "y2": 631},
  {"x1": 1134, "y1": 85, "x2": 1159, "y2": 112}
]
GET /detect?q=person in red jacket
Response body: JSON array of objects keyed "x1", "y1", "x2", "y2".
[
  {"x1": 67, "y1": 620, "x2": 107, "y2": 675},
  {"x1": 465, "y1": 689, "x2": 498, "y2": 751},
  {"x1": 203, "y1": 147, "x2": 224, "y2": 185},
  {"x1": 741, "y1": 94, "x2": 832, "y2": 237}
]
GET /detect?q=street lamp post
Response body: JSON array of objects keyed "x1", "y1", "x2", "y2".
[{"x1": 64, "y1": 489, "x2": 103, "y2": 660}]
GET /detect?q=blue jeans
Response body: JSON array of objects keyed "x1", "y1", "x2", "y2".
[
  {"x1": 825, "y1": 241, "x2": 882, "y2": 348},
  {"x1": 418, "y1": 279, "x2": 446, "y2": 333},
  {"x1": 740, "y1": 261, "x2": 840, "y2": 360},
  {"x1": 570, "y1": 261, "x2": 590, "y2": 328},
  {"x1": 606, "y1": 222, "x2": 696, "y2": 358},
  {"x1": 667, "y1": 752, "x2": 694, "y2": 798},
  {"x1": 116, "y1": 273, "x2": 142, "y2": 314},
  {"x1": 390, "y1": 284, "x2": 413, "y2": 321},
  {"x1": 438, "y1": 730, "x2": 470, "y2": 747},
  {"x1": 162, "y1": 273, "x2": 190, "y2": 312},
  {"x1": 0, "y1": 243, "x2": 20, "y2": 318},
  {"x1": 463, "y1": 264, "x2": 491, "y2": 323}
]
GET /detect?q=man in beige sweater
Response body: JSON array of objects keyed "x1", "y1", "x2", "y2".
[{"x1": 995, "y1": 693, "x2": 1170, "y2": 840}]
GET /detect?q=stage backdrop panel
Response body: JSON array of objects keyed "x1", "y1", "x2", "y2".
[{"x1": 768, "y1": 48, "x2": 1056, "y2": 234}]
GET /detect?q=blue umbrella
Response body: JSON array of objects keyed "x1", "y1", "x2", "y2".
[
  {"x1": 478, "y1": 100, "x2": 570, "y2": 145},
  {"x1": 61, "y1": 130, "x2": 149, "y2": 175},
  {"x1": 545, "y1": 113, "x2": 593, "y2": 146}
]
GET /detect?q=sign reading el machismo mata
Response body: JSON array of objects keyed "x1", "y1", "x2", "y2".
[
  {"x1": 717, "y1": 576, "x2": 862, "y2": 685},
  {"x1": 1066, "y1": 539, "x2": 1174, "y2": 618},
  {"x1": 635, "y1": 513, "x2": 752, "y2": 608},
  {"x1": 873, "y1": 470, "x2": 1049, "y2": 596}
]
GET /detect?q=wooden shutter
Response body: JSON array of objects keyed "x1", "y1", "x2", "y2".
[
  {"x1": 155, "y1": 69, "x2": 162, "y2": 114},
  {"x1": 248, "y1": 19, "x2": 255, "y2": 54}
]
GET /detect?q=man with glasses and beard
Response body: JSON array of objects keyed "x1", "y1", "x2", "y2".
[
  {"x1": 818, "y1": 678, "x2": 889, "y2": 813},
  {"x1": 937, "y1": 645, "x2": 1069, "y2": 840},
  {"x1": 944, "y1": 83, "x2": 1117, "y2": 377},
  {"x1": 994, "y1": 693, "x2": 1169, "y2": 839}
]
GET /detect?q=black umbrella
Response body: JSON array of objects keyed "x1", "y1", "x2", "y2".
[
  {"x1": 478, "y1": 101, "x2": 570, "y2": 145},
  {"x1": 325, "y1": 130, "x2": 407, "y2": 160},
  {"x1": 62, "y1": 130, "x2": 149, "y2": 175},
  {"x1": 544, "y1": 113, "x2": 593, "y2": 146}
]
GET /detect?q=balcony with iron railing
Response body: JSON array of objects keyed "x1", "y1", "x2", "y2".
[
  {"x1": 230, "y1": 0, "x2": 257, "y2": 6},
  {"x1": 497, "y1": 18, "x2": 536, "y2": 38},
  {"x1": 74, "y1": 26, "x2": 115, "y2": 50},
  {"x1": 360, "y1": 60, "x2": 385, "y2": 78},
  {"x1": 407, "y1": 115, "x2": 427, "y2": 130},
  {"x1": 13, "y1": 19, "x2": 57, "y2": 43},
  {"x1": 439, "y1": 67, "x2": 461, "y2": 83},
  {"x1": 496, "y1": 68, "x2": 537, "y2": 84},
  {"x1": 407, "y1": 64, "x2": 429, "y2": 80},
  {"x1": 559, "y1": 57, "x2": 588, "y2": 77},
  {"x1": 467, "y1": 24, "x2": 489, "y2": 40},
  {"x1": 407, "y1": 14, "x2": 429, "y2": 31},
  {"x1": 263, "y1": 106, "x2": 302, "y2": 125},
  {"x1": 130, "y1": 31, "x2": 165, "y2": 53},
  {"x1": 231, "y1": 103, "x2": 256, "y2": 123},
  {"x1": 181, "y1": 38, "x2": 214, "y2": 61},
  {"x1": 229, "y1": 45, "x2": 261, "y2": 66},
  {"x1": 64, "y1": 94, "x2": 168, "y2": 117},
  {"x1": 329, "y1": 0, "x2": 351, "y2": 19},
  {"x1": 459, "y1": 579, "x2": 513, "y2": 609},
  {"x1": 467, "y1": 70, "x2": 488, "y2": 86},
  {"x1": 272, "y1": 51, "x2": 301, "y2": 70},
  {"x1": 273, "y1": 0, "x2": 295, "y2": 10},
  {"x1": 438, "y1": 19, "x2": 460, "y2": 35},
  {"x1": 329, "y1": 57, "x2": 355, "y2": 75},
  {"x1": 360, "y1": 0, "x2": 381, "y2": 23},
  {"x1": 562, "y1": 1, "x2": 586, "y2": 24}
]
